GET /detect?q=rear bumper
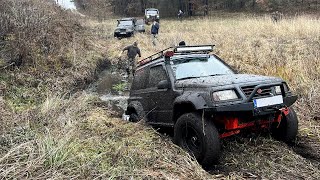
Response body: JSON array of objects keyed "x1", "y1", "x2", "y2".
[{"x1": 114, "y1": 32, "x2": 133, "y2": 37}]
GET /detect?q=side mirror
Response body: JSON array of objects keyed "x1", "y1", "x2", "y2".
[{"x1": 157, "y1": 80, "x2": 170, "y2": 89}]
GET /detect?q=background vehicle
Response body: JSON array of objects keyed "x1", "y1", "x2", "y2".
[
  {"x1": 135, "y1": 19, "x2": 145, "y2": 32},
  {"x1": 114, "y1": 18, "x2": 136, "y2": 38},
  {"x1": 125, "y1": 45, "x2": 298, "y2": 167},
  {"x1": 114, "y1": 18, "x2": 145, "y2": 38},
  {"x1": 144, "y1": 8, "x2": 159, "y2": 24}
]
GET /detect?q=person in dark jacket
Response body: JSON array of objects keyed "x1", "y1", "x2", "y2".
[
  {"x1": 151, "y1": 19, "x2": 159, "y2": 46},
  {"x1": 178, "y1": 41, "x2": 186, "y2": 46},
  {"x1": 121, "y1": 42, "x2": 141, "y2": 77}
]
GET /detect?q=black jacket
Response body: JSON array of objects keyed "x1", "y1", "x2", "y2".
[
  {"x1": 151, "y1": 22, "x2": 159, "y2": 34},
  {"x1": 123, "y1": 45, "x2": 141, "y2": 59}
]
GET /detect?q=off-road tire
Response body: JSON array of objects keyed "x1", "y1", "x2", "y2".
[
  {"x1": 174, "y1": 113, "x2": 220, "y2": 167},
  {"x1": 272, "y1": 107, "x2": 298, "y2": 142},
  {"x1": 127, "y1": 102, "x2": 145, "y2": 123}
]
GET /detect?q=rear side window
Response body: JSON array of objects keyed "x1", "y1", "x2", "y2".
[
  {"x1": 148, "y1": 65, "x2": 168, "y2": 88},
  {"x1": 131, "y1": 68, "x2": 149, "y2": 90}
]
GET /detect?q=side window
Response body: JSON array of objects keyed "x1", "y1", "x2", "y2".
[
  {"x1": 131, "y1": 68, "x2": 149, "y2": 90},
  {"x1": 148, "y1": 65, "x2": 168, "y2": 88}
]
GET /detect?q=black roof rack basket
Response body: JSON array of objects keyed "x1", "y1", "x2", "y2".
[
  {"x1": 137, "y1": 47, "x2": 173, "y2": 67},
  {"x1": 137, "y1": 45, "x2": 215, "y2": 67}
]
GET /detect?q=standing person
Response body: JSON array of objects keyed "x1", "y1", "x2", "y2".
[
  {"x1": 121, "y1": 42, "x2": 141, "y2": 78},
  {"x1": 178, "y1": 9, "x2": 184, "y2": 21},
  {"x1": 151, "y1": 19, "x2": 160, "y2": 46}
]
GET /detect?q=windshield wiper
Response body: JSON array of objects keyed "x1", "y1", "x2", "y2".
[
  {"x1": 177, "y1": 76, "x2": 199, "y2": 81},
  {"x1": 208, "y1": 74, "x2": 224, "y2": 77}
]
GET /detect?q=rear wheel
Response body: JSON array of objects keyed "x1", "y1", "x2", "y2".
[
  {"x1": 174, "y1": 113, "x2": 220, "y2": 167},
  {"x1": 272, "y1": 107, "x2": 298, "y2": 142},
  {"x1": 127, "y1": 103, "x2": 145, "y2": 123}
]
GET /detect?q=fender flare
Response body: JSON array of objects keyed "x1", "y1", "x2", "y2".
[{"x1": 174, "y1": 92, "x2": 208, "y2": 110}]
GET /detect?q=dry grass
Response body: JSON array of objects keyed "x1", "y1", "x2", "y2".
[
  {"x1": 0, "y1": 93, "x2": 215, "y2": 179},
  {"x1": 0, "y1": 0, "x2": 109, "y2": 111},
  {"x1": 1, "y1": 1, "x2": 320, "y2": 178}
]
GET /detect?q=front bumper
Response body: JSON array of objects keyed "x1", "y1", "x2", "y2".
[{"x1": 206, "y1": 95, "x2": 297, "y2": 116}]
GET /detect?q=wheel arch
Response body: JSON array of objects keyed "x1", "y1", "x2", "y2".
[
  {"x1": 126, "y1": 101, "x2": 144, "y2": 118},
  {"x1": 173, "y1": 102, "x2": 196, "y2": 123},
  {"x1": 173, "y1": 93, "x2": 208, "y2": 122}
]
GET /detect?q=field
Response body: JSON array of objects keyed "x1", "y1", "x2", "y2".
[{"x1": 1, "y1": 2, "x2": 319, "y2": 179}]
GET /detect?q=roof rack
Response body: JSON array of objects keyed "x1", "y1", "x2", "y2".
[
  {"x1": 137, "y1": 47, "x2": 173, "y2": 67},
  {"x1": 137, "y1": 45, "x2": 215, "y2": 67}
]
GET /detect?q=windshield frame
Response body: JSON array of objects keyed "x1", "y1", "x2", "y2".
[
  {"x1": 170, "y1": 54, "x2": 236, "y2": 81},
  {"x1": 146, "y1": 10, "x2": 159, "y2": 15}
]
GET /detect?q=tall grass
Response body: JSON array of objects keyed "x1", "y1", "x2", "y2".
[
  {"x1": 0, "y1": 0, "x2": 108, "y2": 111},
  {"x1": 0, "y1": 93, "x2": 213, "y2": 179}
]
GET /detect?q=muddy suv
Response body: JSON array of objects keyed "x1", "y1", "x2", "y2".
[
  {"x1": 114, "y1": 18, "x2": 137, "y2": 38},
  {"x1": 144, "y1": 8, "x2": 159, "y2": 24},
  {"x1": 125, "y1": 45, "x2": 298, "y2": 167}
]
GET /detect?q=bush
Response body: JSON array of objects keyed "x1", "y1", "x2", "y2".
[{"x1": 0, "y1": 0, "x2": 81, "y2": 70}]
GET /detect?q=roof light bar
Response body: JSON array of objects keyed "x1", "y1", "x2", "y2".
[{"x1": 174, "y1": 45, "x2": 214, "y2": 53}]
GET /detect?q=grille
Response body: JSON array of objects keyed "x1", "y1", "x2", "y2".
[
  {"x1": 120, "y1": 29, "x2": 126, "y2": 32},
  {"x1": 241, "y1": 85, "x2": 273, "y2": 99}
]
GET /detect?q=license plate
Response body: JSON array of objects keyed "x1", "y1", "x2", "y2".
[
  {"x1": 120, "y1": 32, "x2": 127, "y2": 34},
  {"x1": 253, "y1": 95, "x2": 283, "y2": 108}
]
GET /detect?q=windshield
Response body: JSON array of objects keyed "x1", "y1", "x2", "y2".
[
  {"x1": 118, "y1": 20, "x2": 133, "y2": 26},
  {"x1": 171, "y1": 55, "x2": 234, "y2": 80},
  {"x1": 146, "y1": 10, "x2": 158, "y2": 15}
]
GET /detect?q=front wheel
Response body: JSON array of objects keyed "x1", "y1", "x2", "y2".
[
  {"x1": 174, "y1": 113, "x2": 220, "y2": 167},
  {"x1": 272, "y1": 107, "x2": 298, "y2": 142}
]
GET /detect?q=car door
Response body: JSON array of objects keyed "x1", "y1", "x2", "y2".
[
  {"x1": 146, "y1": 64, "x2": 175, "y2": 126},
  {"x1": 129, "y1": 67, "x2": 149, "y2": 115}
]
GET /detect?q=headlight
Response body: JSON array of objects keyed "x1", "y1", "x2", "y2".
[
  {"x1": 212, "y1": 90, "x2": 238, "y2": 101},
  {"x1": 275, "y1": 86, "x2": 282, "y2": 94},
  {"x1": 147, "y1": 15, "x2": 150, "y2": 18}
]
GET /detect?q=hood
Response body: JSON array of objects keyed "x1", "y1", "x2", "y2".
[{"x1": 175, "y1": 74, "x2": 283, "y2": 88}]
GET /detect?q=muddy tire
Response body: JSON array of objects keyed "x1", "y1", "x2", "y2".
[
  {"x1": 272, "y1": 107, "x2": 298, "y2": 143},
  {"x1": 127, "y1": 102, "x2": 145, "y2": 123},
  {"x1": 174, "y1": 113, "x2": 220, "y2": 167},
  {"x1": 129, "y1": 113, "x2": 139, "y2": 122}
]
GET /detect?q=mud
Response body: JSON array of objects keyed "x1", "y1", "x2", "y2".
[
  {"x1": 88, "y1": 65, "x2": 130, "y2": 117},
  {"x1": 292, "y1": 136, "x2": 320, "y2": 167}
]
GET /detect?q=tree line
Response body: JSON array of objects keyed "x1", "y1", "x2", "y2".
[{"x1": 75, "y1": 0, "x2": 319, "y2": 18}]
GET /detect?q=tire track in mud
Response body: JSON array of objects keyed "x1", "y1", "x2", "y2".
[
  {"x1": 291, "y1": 136, "x2": 320, "y2": 168},
  {"x1": 208, "y1": 134, "x2": 320, "y2": 179}
]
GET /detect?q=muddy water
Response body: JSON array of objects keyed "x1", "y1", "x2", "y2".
[{"x1": 89, "y1": 68, "x2": 130, "y2": 117}]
